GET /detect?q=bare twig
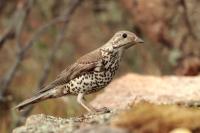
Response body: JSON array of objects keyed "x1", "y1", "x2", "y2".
[
  {"x1": 0, "y1": 0, "x2": 33, "y2": 50},
  {"x1": 180, "y1": 0, "x2": 197, "y2": 40},
  {"x1": 0, "y1": 29, "x2": 15, "y2": 49},
  {"x1": 22, "y1": 2, "x2": 80, "y2": 53},
  {"x1": 15, "y1": 0, "x2": 33, "y2": 50}
]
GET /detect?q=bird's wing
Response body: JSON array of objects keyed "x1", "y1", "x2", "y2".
[{"x1": 35, "y1": 49, "x2": 103, "y2": 94}]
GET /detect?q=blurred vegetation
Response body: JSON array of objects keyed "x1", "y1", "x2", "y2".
[
  {"x1": 112, "y1": 103, "x2": 200, "y2": 133},
  {"x1": 0, "y1": 0, "x2": 199, "y2": 132}
]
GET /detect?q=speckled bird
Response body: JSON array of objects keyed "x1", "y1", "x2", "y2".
[{"x1": 15, "y1": 31, "x2": 144, "y2": 113}]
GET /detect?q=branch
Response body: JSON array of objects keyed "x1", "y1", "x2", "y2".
[
  {"x1": 0, "y1": 29, "x2": 15, "y2": 49},
  {"x1": 180, "y1": 0, "x2": 197, "y2": 40},
  {"x1": 22, "y1": 0, "x2": 81, "y2": 53},
  {"x1": 0, "y1": 0, "x2": 33, "y2": 50},
  {"x1": 15, "y1": 0, "x2": 34, "y2": 50}
]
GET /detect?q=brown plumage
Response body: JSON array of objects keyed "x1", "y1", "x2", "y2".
[{"x1": 15, "y1": 30, "x2": 144, "y2": 113}]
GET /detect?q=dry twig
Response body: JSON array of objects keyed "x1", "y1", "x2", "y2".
[{"x1": 0, "y1": 29, "x2": 15, "y2": 49}]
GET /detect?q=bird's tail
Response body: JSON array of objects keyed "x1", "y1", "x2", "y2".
[{"x1": 14, "y1": 91, "x2": 51, "y2": 111}]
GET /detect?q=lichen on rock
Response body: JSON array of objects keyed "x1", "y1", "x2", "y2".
[{"x1": 13, "y1": 112, "x2": 116, "y2": 133}]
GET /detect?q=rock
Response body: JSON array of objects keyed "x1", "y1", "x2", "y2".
[
  {"x1": 91, "y1": 74, "x2": 200, "y2": 110},
  {"x1": 13, "y1": 112, "x2": 116, "y2": 133},
  {"x1": 74, "y1": 126, "x2": 127, "y2": 133},
  {"x1": 13, "y1": 74, "x2": 200, "y2": 133},
  {"x1": 13, "y1": 114, "x2": 77, "y2": 133},
  {"x1": 13, "y1": 103, "x2": 200, "y2": 133},
  {"x1": 170, "y1": 128, "x2": 192, "y2": 133}
]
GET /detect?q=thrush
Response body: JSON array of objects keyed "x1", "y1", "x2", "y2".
[{"x1": 15, "y1": 30, "x2": 144, "y2": 113}]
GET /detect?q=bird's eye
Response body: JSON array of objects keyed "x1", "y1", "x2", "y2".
[{"x1": 122, "y1": 33, "x2": 127, "y2": 38}]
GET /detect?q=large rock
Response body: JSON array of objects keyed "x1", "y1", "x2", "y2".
[
  {"x1": 13, "y1": 74, "x2": 200, "y2": 133},
  {"x1": 13, "y1": 104, "x2": 200, "y2": 133},
  {"x1": 13, "y1": 113, "x2": 122, "y2": 133},
  {"x1": 91, "y1": 74, "x2": 200, "y2": 110}
]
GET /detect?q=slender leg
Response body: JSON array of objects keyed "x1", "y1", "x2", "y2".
[
  {"x1": 77, "y1": 93, "x2": 110, "y2": 113},
  {"x1": 77, "y1": 93, "x2": 96, "y2": 112}
]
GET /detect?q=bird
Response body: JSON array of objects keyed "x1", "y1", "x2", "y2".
[{"x1": 15, "y1": 30, "x2": 144, "y2": 113}]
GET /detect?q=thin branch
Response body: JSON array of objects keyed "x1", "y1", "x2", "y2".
[
  {"x1": 0, "y1": 29, "x2": 15, "y2": 49},
  {"x1": 15, "y1": 0, "x2": 34, "y2": 50},
  {"x1": 180, "y1": 0, "x2": 197, "y2": 40},
  {"x1": 0, "y1": 0, "x2": 33, "y2": 51},
  {"x1": 0, "y1": 55, "x2": 23, "y2": 101},
  {"x1": 22, "y1": 0, "x2": 81, "y2": 53}
]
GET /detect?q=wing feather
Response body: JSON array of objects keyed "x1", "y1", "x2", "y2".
[{"x1": 35, "y1": 49, "x2": 102, "y2": 94}]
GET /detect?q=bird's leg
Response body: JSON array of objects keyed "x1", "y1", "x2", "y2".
[
  {"x1": 77, "y1": 93, "x2": 110, "y2": 113},
  {"x1": 77, "y1": 93, "x2": 96, "y2": 112}
]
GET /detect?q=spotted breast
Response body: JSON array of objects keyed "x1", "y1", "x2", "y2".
[{"x1": 64, "y1": 48, "x2": 121, "y2": 95}]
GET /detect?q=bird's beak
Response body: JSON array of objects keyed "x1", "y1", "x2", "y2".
[{"x1": 135, "y1": 37, "x2": 144, "y2": 43}]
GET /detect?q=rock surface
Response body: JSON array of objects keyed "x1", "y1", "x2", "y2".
[
  {"x1": 13, "y1": 113, "x2": 119, "y2": 133},
  {"x1": 92, "y1": 74, "x2": 200, "y2": 110},
  {"x1": 13, "y1": 103, "x2": 200, "y2": 133},
  {"x1": 13, "y1": 74, "x2": 200, "y2": 133}
]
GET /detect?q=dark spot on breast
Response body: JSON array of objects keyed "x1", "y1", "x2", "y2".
[{"x1": 84, "y1": 82, "x2": 89, "y2": 85}]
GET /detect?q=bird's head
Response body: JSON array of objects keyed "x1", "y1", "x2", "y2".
[{"x1": 109, "y1": 31, "x2": 144, "y2": 49}]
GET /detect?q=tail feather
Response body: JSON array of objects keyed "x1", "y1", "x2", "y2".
[{"x1": 15, "y1": 92, "x2": 50, "y2": 111}]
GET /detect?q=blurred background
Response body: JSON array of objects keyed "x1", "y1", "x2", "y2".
[{"x1": 0, "y1": 0, "x2": 199, "y2": 132}]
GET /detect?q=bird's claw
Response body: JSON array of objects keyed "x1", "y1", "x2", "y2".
[
  {"x1": 86, "y1": 107, "x2": 111, "y2": 115},
  {"x1": 94, "y1": 107, "x2": 110, "y2": 114}
]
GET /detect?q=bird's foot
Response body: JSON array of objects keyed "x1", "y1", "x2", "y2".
[
  {"x1": 86, "y1": 107, "x2": 110, "y2": 115},
  {"x1": 86, "y1": 107, "x2": 111, "y2": 115},
  {"x1": 96, "y1": 107, "x2": 110, "y2": 113},
  {"x1": 93, "y1": 107, "x2": 110, "y2": 114}
]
